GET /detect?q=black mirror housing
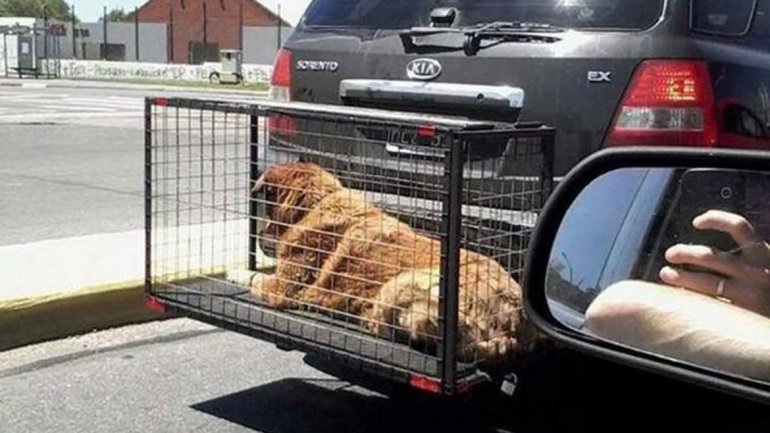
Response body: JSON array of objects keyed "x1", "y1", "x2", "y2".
[{"x1": 523, "y1": 147, "x2": 770, "y2": 405}]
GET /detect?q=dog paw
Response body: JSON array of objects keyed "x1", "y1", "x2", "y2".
[
  {"x1": 249, "y1": 273, "x2": 272, "y2": 302},
  {"x1": 402, "y1": 313, "x2": 437, "y2": 338},
  {"x1": 226, "y1": 269, "x2": 256, "y2": 287},
  {"x1": 360, "y1": 308, "x2": 386, "y2": 336},
  {"x1": 476, "y1": 336, "x2": 517, "y2": 361}
]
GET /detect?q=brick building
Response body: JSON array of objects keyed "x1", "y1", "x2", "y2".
[{"x1": 130, "y1": 0, "x2": 290, "y2": 64}]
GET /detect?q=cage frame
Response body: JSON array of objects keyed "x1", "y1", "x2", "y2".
[{"x1": 144, "y1": 96, "x2": 555, "y2": 395}]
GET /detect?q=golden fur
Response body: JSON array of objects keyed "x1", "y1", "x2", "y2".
[{"x1": 249, "y1": 162, "x2": 537, "y2": 363}]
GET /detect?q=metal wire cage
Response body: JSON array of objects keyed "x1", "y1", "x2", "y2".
[{"x1": 145, "y1": 97, "x2": 554, "y2": 395}]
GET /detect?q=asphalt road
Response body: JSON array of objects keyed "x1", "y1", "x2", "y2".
[
  {"x1": 3, "y1": 85, "x2": 770, "y2": 433},
  {"x1": 0, "y1": 320, "x2": 362, "y2": 433},
  {"x1": 0, "y1": 320, "x2": 502, "y2": 433},
  {"x1": 2, "y1": 319, "x2": 770, "y2": 433},
  {"x1": 0, "y1": 85, "x2": 263, "y2": 246}
]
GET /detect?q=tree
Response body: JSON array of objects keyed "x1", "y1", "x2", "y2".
[
  {"x1": 0, "y1": 0, "x2": 75, "y2": 21},
  {"x1": 102, "y1": 7, "x2": 126, "y2": 22}
]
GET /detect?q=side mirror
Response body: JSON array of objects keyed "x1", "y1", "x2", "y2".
[{"x1": 524, "y1": 148, "x2": 770, "y2": 404}]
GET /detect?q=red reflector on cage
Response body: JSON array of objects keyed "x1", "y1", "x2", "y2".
[
  {"x1": 416, "y1": 124, "x2": 436, "y2": 138},
  {"x1": 144, "y1": 295, "x2": 167, "y2": 313},
  {"x1": 268, "y1": 114, "x2": 297, "y2": 138},
  {"x1": 409, "y1": 375, "x2": 442, "y2": 394},
  {"x1": 153, "y1": 98, "x2": 169, "y2": 107},
  {"x1": 455, "y1": 379, "x2": 472, "y2": 395}
]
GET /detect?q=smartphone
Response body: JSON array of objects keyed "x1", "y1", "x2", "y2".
[
  {"x1": 640, "y1": 168, "x2": 749, "y2": 281},
  {"x1": 667, "y1": 168, "x2": 746, "y2": 255}
]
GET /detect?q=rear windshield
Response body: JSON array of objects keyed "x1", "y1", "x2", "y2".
[
  {"x1": 304, "y1": 0, "x2": 665, "y2": 30},
  {"x1": 691, "y1": 0, "x2": 756, "y2": 35}
]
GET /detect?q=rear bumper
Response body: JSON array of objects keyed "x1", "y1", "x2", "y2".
[{"x1": 340, "y1": 80, "x2": 524, "y2": 123}]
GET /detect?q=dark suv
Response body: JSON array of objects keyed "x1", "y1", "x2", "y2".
[{"x1": 269, "y1": 0, "x2": 770, "y2": 174}]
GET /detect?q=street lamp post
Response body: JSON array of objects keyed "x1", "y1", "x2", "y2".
[
  {"x1": 3, "y1": 33, "x2": 8, "y2": 78},
  {"x1": 103, "y1": 5, "x2": 108, "y2": 60},
  {"x1": 42, "y1": 6, "x2": 50, "y2": 78},
  {"x1": 203, "y1": 2, "x2": 208, "y2": 63},
  {"x1": 135, "y1": 7, "x2": 140, "y2": 61},
  {"x1": 277, "y1": 3, "x2": 282, "y2": 51},
  {"x1": 71, "y1": 4, "x2": 77, "y2": 58}
]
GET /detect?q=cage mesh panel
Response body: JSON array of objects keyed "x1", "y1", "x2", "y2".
[{"x1": 148, "y1": 99, "x2": 551, "y2": 383}]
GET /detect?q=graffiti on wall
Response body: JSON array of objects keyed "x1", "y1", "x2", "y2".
[{"x1": 46, "y1": 60, "x2": 272, "y2": 83}]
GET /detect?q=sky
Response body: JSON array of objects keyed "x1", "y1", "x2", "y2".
[{"x1": 69, "y1": 0, "x2": 312, "y2": 25}]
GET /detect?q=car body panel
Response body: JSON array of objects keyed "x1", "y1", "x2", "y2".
[{"x1": 282, "y1": 0, "x2": 770, "y2": 174}]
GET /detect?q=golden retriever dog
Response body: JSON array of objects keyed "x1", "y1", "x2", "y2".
[{"x1": 239, "y1": 162, "x2": 537, "y2": 363}]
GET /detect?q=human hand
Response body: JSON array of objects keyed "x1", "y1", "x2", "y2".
[{"x1": 660, "y1": 210, "x2": 770, "y2": 316}]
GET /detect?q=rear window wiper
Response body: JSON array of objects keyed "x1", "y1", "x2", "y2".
[
  {"x1": 406, "y1": 21, "x2": 566, "y2": 36},
  {"x1": 400, "y1": 21, "x2": 565, "y2": 55},
  {"x1": 469, "y1": 21, "x2": 566, "y2": 34}
]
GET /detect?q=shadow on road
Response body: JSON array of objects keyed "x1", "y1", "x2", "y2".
[
  {"x1": 191, "y1": 377, "x2": 496, "y2": 433},
  {"x1": 190, "y1": 350, "x2": 770, "y2": 433}
]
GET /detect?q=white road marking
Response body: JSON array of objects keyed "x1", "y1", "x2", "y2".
[
  {"x1": 0, "y1": 89, "x2": 264, "y2": 126},
  {"x1": 65, "y1": 97, "x2": 144, "y2": 108},
  {"x1": 0, "y1": 111, "x2": 142, "y2": 122},
  {"x1": 0, "y1": 91, "x2": 145, "y2": 122},
  {"x1": 36, "y1": 104, "x2": 118, "y2": 112}
]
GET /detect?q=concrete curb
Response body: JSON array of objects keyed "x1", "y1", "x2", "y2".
[
  {"x1": 0, "y1": 281, "x2": 165, "y2": 352},
  {"x1": 0, "y1": 224, "x2": 274, "y2": 351}
]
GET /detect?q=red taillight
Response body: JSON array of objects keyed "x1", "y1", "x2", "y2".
[
  {"x1": 269, "y1": 49, "x2": 292, "y2": 101},
  {"x1": 268, "y1": 49, "x2": 296, "y2": 137},
  {"x1": 606, "y1": 60, "x2": 718, "y2": 147},
  {"x1": 144, "y1": 295, "x2": 167, "y2": 313}
]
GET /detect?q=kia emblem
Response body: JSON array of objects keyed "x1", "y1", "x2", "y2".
[{"x1": 406, "y1": 58, "x2": 442, "y2": 81}]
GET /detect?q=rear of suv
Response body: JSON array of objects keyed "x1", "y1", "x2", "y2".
[{"x1": 270, "y1": 0, "x2": 770, "y2": 174}]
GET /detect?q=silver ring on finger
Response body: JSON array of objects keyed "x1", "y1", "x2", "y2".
[{"x1": 715, "y1": 278, "x2": 732, "y2": 303}]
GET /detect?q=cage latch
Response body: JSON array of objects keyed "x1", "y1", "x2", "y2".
[{"x1": 500, "y1": 372, "x2": 519, "y2": 397}]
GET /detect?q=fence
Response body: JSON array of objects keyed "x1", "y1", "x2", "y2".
[
  {"x1": 1, "y1": 17, "x2": 62, "y2": 78},
  {"x1": 58, "y1": 22, "x2": 287, "y2": 65},
  {"x1": 1, "y1": 17, "x2": 289, "y2": 76}
]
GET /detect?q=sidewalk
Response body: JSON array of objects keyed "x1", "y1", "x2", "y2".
[
  {"x1": 0, "y1": 223, "x2": 274, "y2": 351},
  {"x1": 0, "y1": 77, "x2": 269, "y2": 96}
]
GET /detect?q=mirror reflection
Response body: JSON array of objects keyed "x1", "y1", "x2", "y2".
[{"x1": 547, "y1": 167, "x2": 770, "y2": 382}]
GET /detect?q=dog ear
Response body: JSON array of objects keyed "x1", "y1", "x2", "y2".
[
  {"x1": 263, "y1": 165, "x2": 303, "y2": 224},
  {"x1": 275, "y1": 168, "x2": 316, "y2": 220},
  {"x1": 268, "y1": 163, "x2": 343, "y2": 225}
]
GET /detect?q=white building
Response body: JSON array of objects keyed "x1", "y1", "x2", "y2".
[{"x1": 0, "y1": 17, "x2": 47, "y2": 77}]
